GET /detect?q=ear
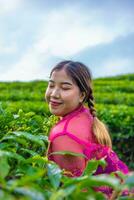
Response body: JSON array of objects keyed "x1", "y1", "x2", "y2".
[{"x1": 79, "y1": 92, "x2": 86, "y2": 103}]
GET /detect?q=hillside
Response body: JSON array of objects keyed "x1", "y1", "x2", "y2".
[
  {"x1": 0, "y1": 74, "x2": 134, "y2": 169},
  {"x1": 0, "y1": 74, "x2": 134, "y2": 200}
]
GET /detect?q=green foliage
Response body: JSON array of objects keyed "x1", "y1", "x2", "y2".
[
  {"x1": 0, "y1": 74, "x2": 134, "y2": 199},
  {"x1": 95, "y1": 92, "x2": 134, "y2": 106},
  {"x1": 0, "y1": 142, "x2": 133, "y2": 200}
]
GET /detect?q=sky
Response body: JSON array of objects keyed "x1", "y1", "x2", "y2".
[{"x1": 0, "y1": 0, "x2": 134, "y2": 81}]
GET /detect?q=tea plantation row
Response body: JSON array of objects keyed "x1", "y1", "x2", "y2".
[{"x1": 0, "y1": 73, "x2": 134, "y2": 199}]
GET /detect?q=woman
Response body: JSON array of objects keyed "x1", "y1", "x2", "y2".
[{"x1": 45, "y1": 60, "x2": 129, "y2": 197}]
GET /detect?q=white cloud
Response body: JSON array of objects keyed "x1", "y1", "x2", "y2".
[
  {"x1": 35, "y1": 7, "x2": 134, "y2": 57},
  {"x1": 36, "y1": 11, "x2": 106, "y2": 57},
  {"x1": 0, "y1": 41, "x2": 17, "y2": 54},
  {"x1": 0, "y1": 45, "x2": 52, "y2": 81},
  {"x1": 98, "y1": 58, "x2": 133, "y2": 77},
  {"x1": 0, "y1": 0, "x2": 22, "y2": 14},
  {"x1": 0, "y1": 3, "x2": 134, "y2": 81}
]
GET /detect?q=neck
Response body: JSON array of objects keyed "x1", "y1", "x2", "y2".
[{"x1": 60, "y1": 104, "x2": 83, "y2": 120}]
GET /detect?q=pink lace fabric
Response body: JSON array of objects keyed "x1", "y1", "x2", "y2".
[
  {"x1": 47, "y1": 105, "x2": 129, "y2": 197},
  {"x1": 47, "y1": 105, "x2": 95, "y2": 175}
]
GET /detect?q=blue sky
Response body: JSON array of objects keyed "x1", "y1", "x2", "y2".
[{"x1": 0, "y1": 0, "x2": 134, "y2": 81}]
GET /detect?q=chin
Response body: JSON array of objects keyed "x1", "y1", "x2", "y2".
[
  {"x1": 49, "y1": 104, "x2": 65, "y2": 116},
  {"x1": 50, "y1": 108, "x2": 62, "y2": 116}
]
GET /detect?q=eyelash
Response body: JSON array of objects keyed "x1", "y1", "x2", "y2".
[
  {"x1": 48, "y1": 85, "x2": 70, "y2": 90},
  {"x1": 49, "y1": 85, "x2": 54, "y2": 88},
  {"x1": 62, "y1": 88, "x2": 70, "y2": 90}
]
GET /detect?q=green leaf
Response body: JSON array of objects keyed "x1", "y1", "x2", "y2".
[
  {"x1": 10, "y1": 169, "x2": 45, "y2": 188},
  {"x1": 125, "y1": 174, "x2": 134, "y2": 189},
  {"x1": 47, "y1": 163, "x2": 62, "y2": 190},
  {"x1": 19, "y1": 148, "x2": 38, "y2": 157},
  {"x1": 50, "y1": 185, "x2": 76, "y2": 200},
  {"x1": 25, "y1": 155, "x2": 48, "y2": 167},
  {"x1": 83, "y1": 159, "x2": 106, "y2": 176},
  {"x1": 49, "y1": 189, "x2": 65, "y2": 200},
  {"x1": 0, "y1": 190, "x2": 15, "y2": 200},
  {"x1": 0, "y1": 156, "x2": 10, "y2": 179},
  {"x1": 62, "y1": 175, "x2": 88, "y2": 187},
  {"x1": 0, "y1": 135, "x2": 28, "y2": 146},
  {"x1": 79, "y1": 174, "x2": 121, "y2": 190},
  {"x1": 0, "y1": 150, "x2": 25, "y2": 162},
  {"x1": 117, "y1": 197, "x2": 134, "y2": 200},
  {"x1": 49, "y1": 151, "x2": 87, "y2": 158},
  {"x1": 14, "y1": 187, "x2": 45, "y2": 200},
  {"x1": 13, "y1": 131, "x2": 45, "y2": 146}
]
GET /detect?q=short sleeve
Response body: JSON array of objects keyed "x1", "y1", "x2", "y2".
[
  {"x1": 67, "y1": 111, "x2": 95, "y2": 142},
  {"x1": 47, "y1": 134, "x2": 87, "y2": 177}
]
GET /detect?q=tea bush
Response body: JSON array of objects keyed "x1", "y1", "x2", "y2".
[{"x1": 0, "y1": 74, "x2": 134, "y2": 199}]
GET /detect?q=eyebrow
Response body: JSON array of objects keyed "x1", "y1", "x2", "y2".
[{"x1": 49, "y1": 80, "x2": 73, "y2": 86}]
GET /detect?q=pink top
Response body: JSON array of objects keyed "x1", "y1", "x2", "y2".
[{"x1": 47, "y1": 105, "x2": 129, "y2": 178}]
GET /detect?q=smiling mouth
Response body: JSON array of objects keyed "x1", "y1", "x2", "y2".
[{"x1": 50, "y1": 101, "x2": 62, "y2": 107}]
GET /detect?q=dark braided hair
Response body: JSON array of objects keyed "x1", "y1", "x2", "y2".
[
  {"x1": 87, "y1": 91, "x2": 97, "y2": 117},
  {"x1": 50, "y1": 60, "x2": 112, "y2": 147}
]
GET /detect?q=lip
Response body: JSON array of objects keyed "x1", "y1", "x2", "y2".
[{"x1": 50, "y1": 100, "x2": 62, "y2": 107}]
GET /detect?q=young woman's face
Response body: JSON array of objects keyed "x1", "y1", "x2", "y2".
[{"x1": 45, "y1": 69, "x2": 84, "y2": 117}]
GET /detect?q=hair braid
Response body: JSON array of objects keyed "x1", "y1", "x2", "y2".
[
  {"x1": 50, "y1": 60, "x2": 112, "y2": 148},
  {"x1": 87, "y1": 88, "x2": 97, "y2": 117},
  {"x1": 87, "y1": 87, "x2": 112, "y2": 148}
]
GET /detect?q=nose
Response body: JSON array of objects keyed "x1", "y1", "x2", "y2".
[{"x1": 51, "y1": 87, "x2": 60, "y2": 98}]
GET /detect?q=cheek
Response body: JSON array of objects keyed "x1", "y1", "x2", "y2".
[
  {"x1": 61, "y1": 91, "x2": 73, "y2": 99},
  {"x1": 45, "y1": 88, "x2": 50, "y2": 101},
  {"x1": 63, "y1": 91, "x2": 80, "y2": 102}
]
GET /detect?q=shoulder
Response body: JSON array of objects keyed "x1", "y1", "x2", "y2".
[
  {"x1": 67, "y1": 107, "x2": 94, "y2": 142},
  {"x1": 70, "y1": 107, "x2": 93, "y2": 126},
  {"x1": 49, "y1": 119, "x2": 66, "y2": 141}
]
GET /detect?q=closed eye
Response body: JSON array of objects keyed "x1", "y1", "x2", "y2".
[
  {"x1": 48, "y1": 84, "x2": 54, "y2": 88},
  {"x1": 62, "y1": 87, "x2": 71, "y2": 90}
]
